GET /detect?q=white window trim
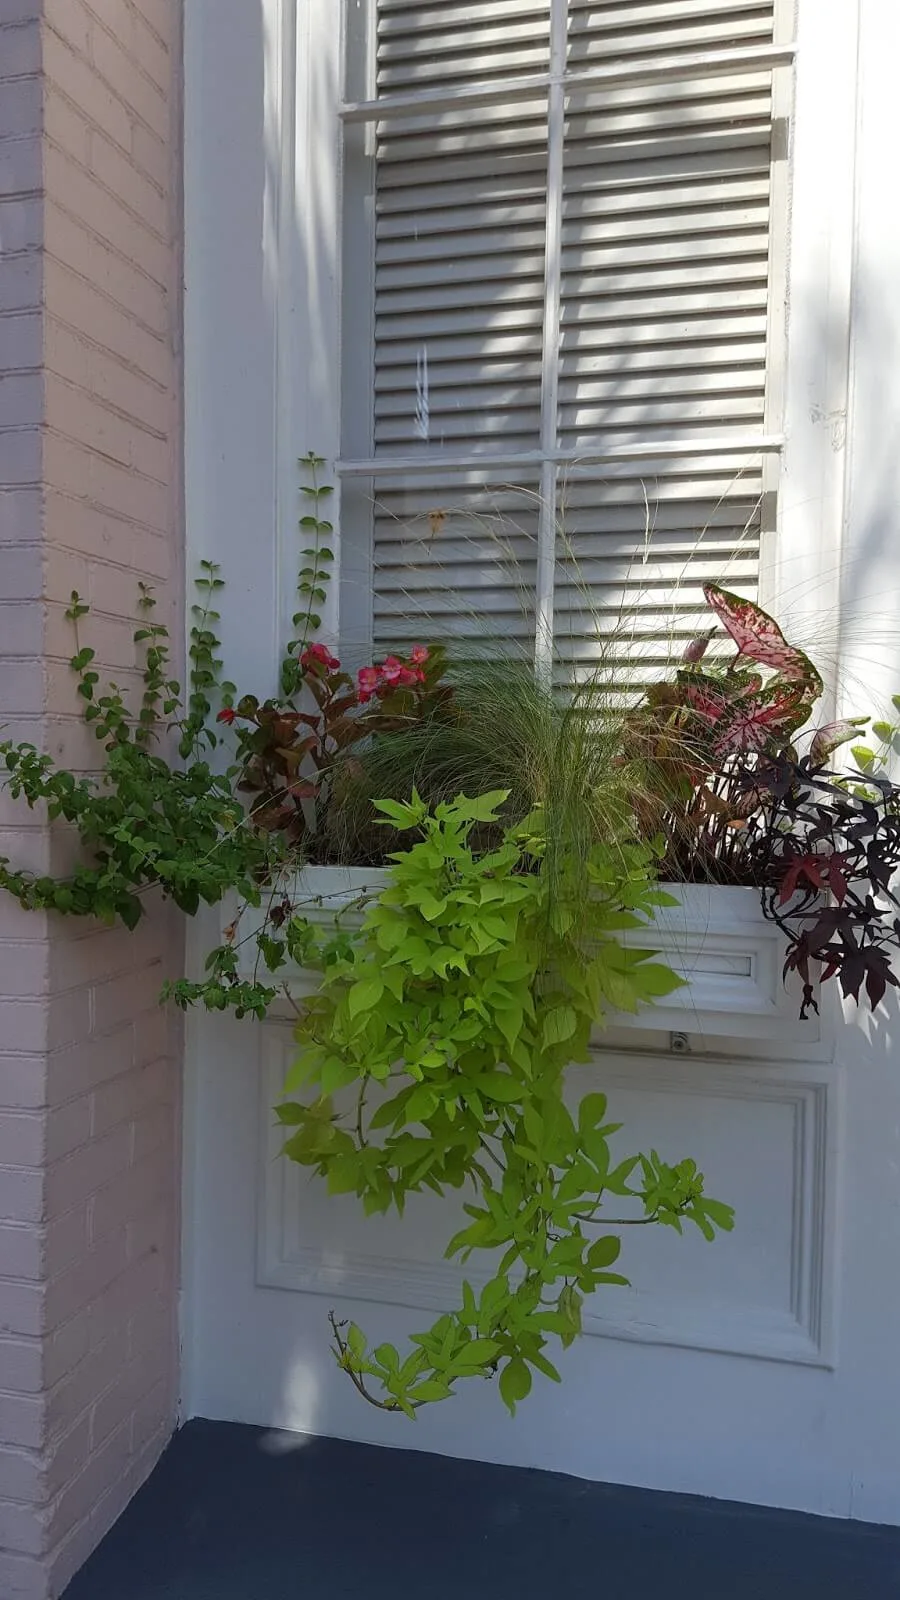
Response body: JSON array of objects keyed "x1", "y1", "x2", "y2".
[{"x1": 237, "y1": 0, "x2": 859, "y2": 696}]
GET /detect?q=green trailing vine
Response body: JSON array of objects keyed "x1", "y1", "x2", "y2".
[
  {"x1": 0, "y1": 577, "x2": 278, "y2": 929},
  {"x1": 281, "y1": 451, "x2": 335, "y2": 697},
  {"x1": 278, "y1": 791, "x2": 734, "y2": 1416},
  {"x1": 182, "y1": 560, "x2": 234, "y2": 756},
  {"x1": 0, "y1": 457, "x2": 342, "y2": 956}
]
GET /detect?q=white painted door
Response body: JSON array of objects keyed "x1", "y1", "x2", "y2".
[{"x1": 181, "y1": 0, "x2": 900, "y2": 1522}]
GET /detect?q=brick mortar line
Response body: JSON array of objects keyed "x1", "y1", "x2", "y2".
[
  {"x1": 43, "y1": 246, "x2": 170, "y2": 347},
  {"x1": 42, "y1": 18, "x2": 167, "y2": 141},
  {"x1": 45, "y1": 106, "x2": 165, "y2": 207},
  {"x1": 44, "y1": 75, "x2": 167, "y2": 198},
  {"x1": 40, "y1": 544, "x2": 169, "y2": 579},
  {"x1": 45, "y1": 370, "x2": 168, "y2": 445},
  {"x1": 43, "y1": 136, "x2": 169, "y2": 253},
  {"x1": 43, "y1": 425, "x2": 170, "y2": 495},
  {"x1": 45, "y1": 191, "x2": 170, "y2": 294},
  {"x1": 44, "y1": 310, "x2": 169, "y2": 396},
  {"x1": 62, "y1": 1, "x2": 170, "y2": 97},
  {"x1": 39, "y1": 482, "x2": 172, "y2": 539},
  {"x1": 119, "y1": 0, "x2": 170, "y2": 59}
]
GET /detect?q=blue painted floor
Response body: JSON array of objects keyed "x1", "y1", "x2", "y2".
[{"x1": 64, "y1": 1419, "x2": 900, "y2": 1598}]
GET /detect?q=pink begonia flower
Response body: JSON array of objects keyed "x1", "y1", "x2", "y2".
[
  {"x1": 379, "y1": 656, "x2": 403, "y2": 686},
  {"x1": 409, "y1": 645, "x2": 429, "y2": 665},
  {"x1": 356, "y1": 665, "x2": 381, "y2": 704}
]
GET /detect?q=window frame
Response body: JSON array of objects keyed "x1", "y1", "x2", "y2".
[{"x1": 266, "y1": 0, "x2": 857, "y2": 702}]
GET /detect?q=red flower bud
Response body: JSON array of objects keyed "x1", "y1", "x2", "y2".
[
  {"x1": 300, "y1": 640, "x2": 341, "y2": 672},
  {"x1": 682, "y1": 631, "x2": 714, "y2": 664}
]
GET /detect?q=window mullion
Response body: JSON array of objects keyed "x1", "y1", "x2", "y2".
[
  {"x1": 535, "y1": 0, "x2": 568, "y2": 675},
  {"x1": 340, "y1": 43, "x2": 797, "y2": 125}
]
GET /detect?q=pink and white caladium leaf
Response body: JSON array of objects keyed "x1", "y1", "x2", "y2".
[
  {"x1": 809, "y1": 718, "x2": 868, "y2": 766},
  {"x1": 681, "y1": 670, "x2": 763, "y2": 729},
  {"x1": 712, "y1": 687, "x2": 810, "y2": 757},
  {"x1": 702, "y1": 584, "x2": 824, "y2": 694}
]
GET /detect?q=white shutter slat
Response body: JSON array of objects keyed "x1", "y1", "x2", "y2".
[
  {"x1": 372, "y1": 477, "x2": 541, "y2": 652},
  {"x1": 563, "y1": 203, "x2": 770, "y2": 246},
  {"x1": 378, "y1": 1, "x2": 549, "y2": 92},
  {"x1": 567, "y1": 1, "x2": 774, "y2": 63},
  {"x1": 365, "y1": 0, "x2": 778, "y2": 665}
]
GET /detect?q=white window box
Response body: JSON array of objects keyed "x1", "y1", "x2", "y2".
[
  {"x1": 618, "y1": 883, "x2": 815, "y2": 1042},
  {"x1": 224, "y1": 869, "x2": 811, "y2": 1042}
]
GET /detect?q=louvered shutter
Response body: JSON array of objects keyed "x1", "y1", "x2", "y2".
[
  {"x1": 369, "y1": 3, "x2": 549, "y2": 654},
  {"x1": 555, "y1": 0, "x2": 775, "y2": 684},
  {"x1": 345, "y1": 0, "x2": 783, "y2": 675}
]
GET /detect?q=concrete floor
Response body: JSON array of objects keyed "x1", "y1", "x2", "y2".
[{"x1": 64, "y1": 1419, "x2": 900, "y2": 1599}]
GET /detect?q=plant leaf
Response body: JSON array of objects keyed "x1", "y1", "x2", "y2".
[
  {"x1": 703, "y1": 583, "x2": 823, "y2": 692},
  {"x1": 348, "y1": 976, "x2": 384, "y2": 1018}
]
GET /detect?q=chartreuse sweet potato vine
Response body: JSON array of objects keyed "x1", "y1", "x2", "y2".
[{"x1": 278, "y1": 790, "x2": 734, "y2": 1417}]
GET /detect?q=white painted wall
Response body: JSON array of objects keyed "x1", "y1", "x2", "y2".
[{"x1": 181, "y1": 0, "x2": 900, "y2": 1521}]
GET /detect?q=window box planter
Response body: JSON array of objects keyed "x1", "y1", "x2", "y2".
[
  {"x1": 618, "y1": 883, "x2": 816, "y2": 1042},
  {"x1": 225, "y1": 870, "x2": 813, "y2": 1042}
]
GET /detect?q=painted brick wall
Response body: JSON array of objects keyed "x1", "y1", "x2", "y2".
[{"x1": 0, "y1": 2, "x2": 183, "y2": 1595}]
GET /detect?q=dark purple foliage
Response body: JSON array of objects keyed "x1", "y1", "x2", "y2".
[{"x1": 743, "y1": 757, "x2": 900, "y2": 1018}]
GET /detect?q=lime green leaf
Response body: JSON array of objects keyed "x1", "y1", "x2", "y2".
[
  {"x1": 405, "y1": 1086, "x2": 439, "y2": 1123},
  {"x1": 372, "y1": 796, "x2": 424, "y2": 828},
  {"x1": 456, "y1": 790, "x2": 510, "y2": 822},
  {"x1": 475, "y1": 1072, "x2": 522, "y2": 1104},
  {"x1": 451, "y1": 1338, "x2": 501, "y2": 1370},
  {"x1": 494, "y1": 1006, "x2": 524, "y2": 1051},
  {"x1": 587, "y1": 1235, "x2": 621, "y2": 1269},
  {"x1": 542, "y1": 1005, "x2": 577, "y2": 1048},
  {"x1": 597, "y1": 967, "x2": 641, "y2": 1012},
  {"x1": 326, "y1": 1155, "x2": 360, "y2": 1194},
  {"x1": 346, "y1": 1323, "x2": 366, "y2": 1359},
  {"x1": 530, "y1": 1311, "x2": 573, "y2": 1337},
  {"x1": 499, "y1": 1356, "x2": 532, "y2": 1416},
  {"x1": 369, "y1": 1089, "x2": 413, "y2": 1130},
  {"x1": 348, "y1": 976, "x2": 384, "y2": 1017},
  {"x1": 632, "y1": 961, "x2": 685, "y2": 998},
  {"x1": 418, "y1": 893, "x2": 447, "y2": 922},
  {"x1": 527, "y1": 1349, "x2": 562, "y2": 1384},
  {"x1": 274, "y1": 1101, "x2": 305, "y2": 1125},
  {"x1": 411, "y1": 1380, "x2": 453, "y2": 1403},
  {"x1": 577, "y1": 1092, "x2": 608, "y2": 1134},
  {"x1": 698, "y1": 1198, "x2": 735, "y2": 1233}
]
